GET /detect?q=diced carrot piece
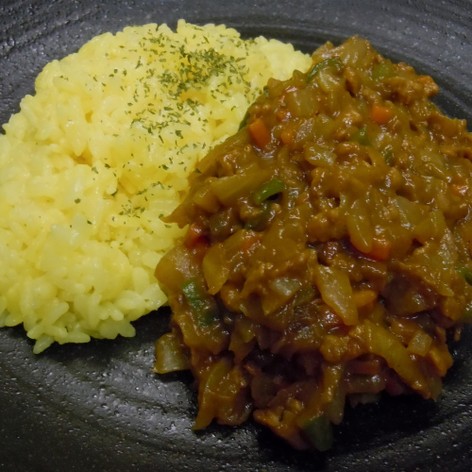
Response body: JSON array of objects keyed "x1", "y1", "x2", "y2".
[
  {"x1": 417, "y1": 75, "x2": 439, "y2": 96},
  {"x1": 280, "y1": 127, "x2": 295, "y2": 145},
  {"x1": 248, "y1": 117, "x2": 271, "y2": 148},
  {"x1": 276, "y1": 108, "x2": 289, "y2": 121},
  {"x1": 366, "y1": 237, "x2": 392, "y2": 261},
  {"x1": 371, "y1": 103, "x2": 393, "y2": 125},
  {"x1": 450, "y1": 182, "x2": 468, "y2": 197},
  {"x1": 240, "y1": 231, "x2": 260, "y2": 253},
  {"x1": 184, "y1": 223, "x2": 205, "y2": 248},
  {"x1": 184, "y1": 223, "x2": 209, "y2": 259}
]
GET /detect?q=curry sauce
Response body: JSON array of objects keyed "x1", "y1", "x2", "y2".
[{"x1": 155, "y1": 36, "x2": 472, "y2": 450}]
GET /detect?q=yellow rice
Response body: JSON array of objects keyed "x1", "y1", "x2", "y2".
[{"x1": 0, "y1": 20, "x2": 310, "y2": 353}]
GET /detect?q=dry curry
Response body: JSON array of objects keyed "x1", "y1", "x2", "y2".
[{"x1": 154, "y1": 36, "x2": 472, "y2": 450}]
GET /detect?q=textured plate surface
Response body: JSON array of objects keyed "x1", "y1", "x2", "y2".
[{"x1": 1, "y1": 1, "x2": 472, "y2": 470}]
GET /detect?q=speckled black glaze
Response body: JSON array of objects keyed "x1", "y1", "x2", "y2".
[{"x1": 1, "y1": 1, "x2": 471, "y2": 471}]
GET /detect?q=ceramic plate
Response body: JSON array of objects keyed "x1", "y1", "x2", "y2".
[{"x1": 1, "y1": 1, "x2": 471, "y2": 470}]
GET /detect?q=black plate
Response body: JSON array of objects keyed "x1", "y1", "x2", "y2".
[{"x1": 1, "y1": 1, "x2": 472, "y2": 470}]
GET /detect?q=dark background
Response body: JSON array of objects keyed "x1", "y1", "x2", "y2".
[{"x1": 1, "y1": 1, "x2": 471, "y2": 470}]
